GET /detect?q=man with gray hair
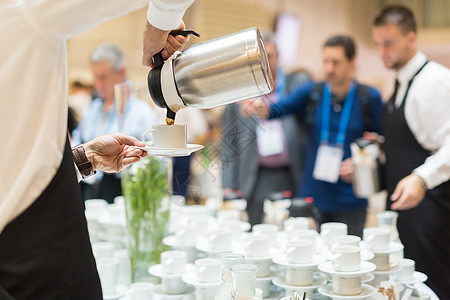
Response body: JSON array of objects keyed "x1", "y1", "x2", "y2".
[{"x1": 72, "y1": 43, "x2": 158, "y2": 202}]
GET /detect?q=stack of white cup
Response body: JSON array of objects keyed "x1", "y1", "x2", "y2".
[
  {"x1": 244, "y1": 233, "x2": 273, "y2": 297},
  {"x1": 330, "y1": 245, "x2": 363, "y2": 295}
]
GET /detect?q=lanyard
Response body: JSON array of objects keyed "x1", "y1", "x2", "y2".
[
  {"x1": 275, "y1": 67, "x2": 286, "y2": 97},
  {"x1": 320, "y1": 82, "x2": 356, "y2": 146}
]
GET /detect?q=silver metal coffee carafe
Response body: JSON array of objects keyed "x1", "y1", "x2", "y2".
[
  {"x1": 351, "y1": 138, "x2": 381, "y2": 198},
  {"x1": 148, "y1": 27, "x2": 274, "y2": 122}
]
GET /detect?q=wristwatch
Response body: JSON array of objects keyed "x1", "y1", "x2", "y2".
[{"x1": 72, "y1": 145, "x2": 96, "y2": 179}]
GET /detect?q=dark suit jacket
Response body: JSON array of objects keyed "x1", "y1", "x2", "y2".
[{"x1": 221, "y1": 102, "x2": 305, "y2": 199}]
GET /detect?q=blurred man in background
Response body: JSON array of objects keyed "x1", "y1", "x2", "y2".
[
  {"x1": 243, "y1": 35, "x2": 382, "y2": 236},
  {"x1": 372, "y1": 6, "x2": 450, "y2": 297},
  {"x1": 221, "y1": 32, "x2": 307, "y2": 226},
  {"x1": 72, "y1": 43, "x2": 158, "y2": 202}
]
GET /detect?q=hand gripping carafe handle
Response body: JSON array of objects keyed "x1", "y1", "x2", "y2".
[
  {"x1": 149, "y1": 30, "x2": 200, "y2": 121},
  {"x1": 153, "y1": 30, "x2": 200, "y2": 68}
]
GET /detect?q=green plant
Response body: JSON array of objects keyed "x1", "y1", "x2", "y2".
[{"x1": 122, "y1": 156, "x2": 171, "y2": 282}]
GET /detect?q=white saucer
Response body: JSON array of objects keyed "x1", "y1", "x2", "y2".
[
  {"x1": 181, "y1": 273, "x2": 221, "y2": 287},
  {"x1": 362, "y1": 272, "x2": 375, "y2": 283},
  {"x1": 151, "y1": 284, "x2": 194, "y2": 298},
  {"x1": 272, "y1": 276, "x2": 326, "y2": 289},
  {"x1": 373, "y1": 263, "x2": 402, "y2": 275},
  {"x1": 394, "y1": 271, "x2": 428, "y2": 284},
  {"x1": 255, "y1": 269, "x2": 279, "y2": 281},
  {"x1": 318, "y1": 261, "x2": 376, "y2": 276},
  {"x1": 163, "y1": 235, "x2": 196, "y2": 248},
  {"x1": 322, "y1": 271, "x2": 375, "y2": 283},
  {"x1": 273, "y1": 253, "x2": 326, "y2": 268},
  {"x1": 239, "y1": 221, "x2": 251, "y2": 232},
  {"x1": 195, "y1": 238, "x2": 234, "y2": 254},
  {"x1": 98, "y1": 214, "x2": 126, "y2": 227},
  {"x1": 360, "y1": 241, "x2": 404, "y2": 254},
  {"x1": 138, "y1": 144, "x2": 204, "y2": 157},
  {"x1": 324, "y1": 249, "x2": 374, "y2": 261},
  {"x1": 263, "y1": 286, "x2": 285, "y2": 300},
  {"x1": 103, "y1": 285, "x2": 128, "y2": 300},
  {"x1": 148, "y1": 263, "x2": 195, "y2": 278},
  {"x1": 318, "y1": 283, "x2": 376, "y2": 300},
  {"x1": 244, "y1": 254, "x2": 274, "y2": 262}
]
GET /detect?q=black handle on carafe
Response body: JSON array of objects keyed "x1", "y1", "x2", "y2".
[{"x1": 151, "y1": 30, "x2": 200, "y2": 121}]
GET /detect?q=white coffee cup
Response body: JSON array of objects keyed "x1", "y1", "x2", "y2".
[
  {"x1": 245, "y1": 258, "x2": 272, "y2": 278},
  {"x1": 363, "y1": 227, "x2": 390, "y2": 250},
  {"x1": 96, "y1": 257, "x2": 119, "y2": 296},
  {"x1": 142, "y1": 124, "x2": 187, "y2": 149},
  {"x1": 332, "y1": 235, "x2": 361, "y2": 247},
  {"x1": 371, "y1": 253, "x2": 390, "y2": 271},
  {"x1": 321, "y1": 222, "x2": 348, "y2": 246},
  {"x1": 161, "y1": 277, "x2": 187, "y2": 294},
  {"x1": 92, "y1": 242, "x2": 115, "y2": 259},
  {"x1": 217, "y1": 219, "x2": 243, "y2": 238},
  {"x1": 255, "y1": 288, "x2": 264, "y2": 300},
  {"x1": 129, "y1": 282, "x2": 153, "y2": 300},
  {"x1": 397, "y1": 258, "x2": 415, "y2": 281},
  {"x1": 195, "y1": 286, "x2": 219, "y2": 300},
  {"x1": 256, "y1": 279, "x2": 271, "y2": 297},
  {"x1": 285, "y1": 266, "x2": 314, "y2": 286},
  {"x1": 208, "y1": 228, "x2": 233, "y2": 250},
  {"x1": 252, "y1": 224, "x2": 279, "y2": 242},
  {"x1": 217, "y1": 209, "x2": 241, "y2": 222},
  {"x1": 331, "y1": 245, "x2": 361, "y2": 272},
  {"x1": 161, "y1": 250, "x2": 187, "y2": 274},
  {"x1": 332, "y1": 275, "x2": 362, "y2": 295},
  {"x1": 114, "y1": 249, "x2": 131, "y2": 286},
  {"x1": 288, "y1": 229, "x2": 317, "y2": 249},
  {"x1": 286, "y1": 239, "x2": 313, "y2": 264},
  {"x1": 174, "y1": 223, "x2": 198, "y2": 246},
  {"x1": 195, "y1": 258, "x2": 222, "y2": 283},
  {"x1": 245, "y1": 234, "x2": 270, "y2": 258},
  {"x1": 284, "y1": 217, "x2": 309, "y2": 232}
]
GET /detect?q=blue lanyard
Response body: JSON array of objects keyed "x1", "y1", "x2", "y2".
[
  {"x1": 320, "y1": 82, "x2": 356, "y2": 146},
  {"x1": 275, "y1": 68, "x2": 286, "y2": 97}
]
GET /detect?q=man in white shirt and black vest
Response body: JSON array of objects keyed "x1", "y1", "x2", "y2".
[{"x1": 372, "y1": 5, "x2": 450, "y2": 298}]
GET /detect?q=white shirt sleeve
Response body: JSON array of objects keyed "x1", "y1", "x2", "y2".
[
  {"x1": 407, "y1": 62, "x2": 450, "y2": 189},
  {"x1": 22, "y1": 0, "x2": 150, "y2": 39},
  {"x1": 74, "y1": 162, "x2": 83, "y2": 183},
  {"x1": 147, "y1": 0, "x2": 195, "y2": 30}
]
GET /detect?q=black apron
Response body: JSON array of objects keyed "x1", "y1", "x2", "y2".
[
  {"x1": 383, "y1": 63, "x2": 450, "y2": 299},
  {"x1": 0, "y1": 137, "x2": 102, "y2": 299}
]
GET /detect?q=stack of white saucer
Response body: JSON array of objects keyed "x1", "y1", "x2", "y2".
[
  {"x1": 272, "y1": 232, "x2": 326, "y2": 299},
  {"x1": 182, "y1": 258, "x2": 222, "y2": 300},
  {"x1": 163, "y1": 222, "x2": 200, "y2": 262},
  {"x1": 241, "y1": 233, "x2": 277, "y2": 298},
  {"x1": 361, "y1": 227, "x2": 404, "y2": 287},
  {"x1": 318, "y1": 244, "x2": 377, "y2": 300},
  {"x1": 148, "y1": 250, "x2": 195, "y2": 299}
]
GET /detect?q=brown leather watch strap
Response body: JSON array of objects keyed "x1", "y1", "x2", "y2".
[{"x1": 72, "y1": 145, "x2": 96, "y2": 179}]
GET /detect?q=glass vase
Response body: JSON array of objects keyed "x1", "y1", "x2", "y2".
[
  {"x1": 230, "y1": 264, "x2": 258, "y2": 298},
  {"x1": 122, "y1": 156, "x2": 172, "y2": 282},
  {"x1": 216, "y1": 253, "x2": 245, "y2": 300}
]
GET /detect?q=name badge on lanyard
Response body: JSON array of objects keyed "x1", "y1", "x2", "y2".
[
  {"x1": 257, "y1": 120, "x2": 284, "y2": 156},
  {"x1": 313, "y1": 83, "x2": 356, "y2": 183}
]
